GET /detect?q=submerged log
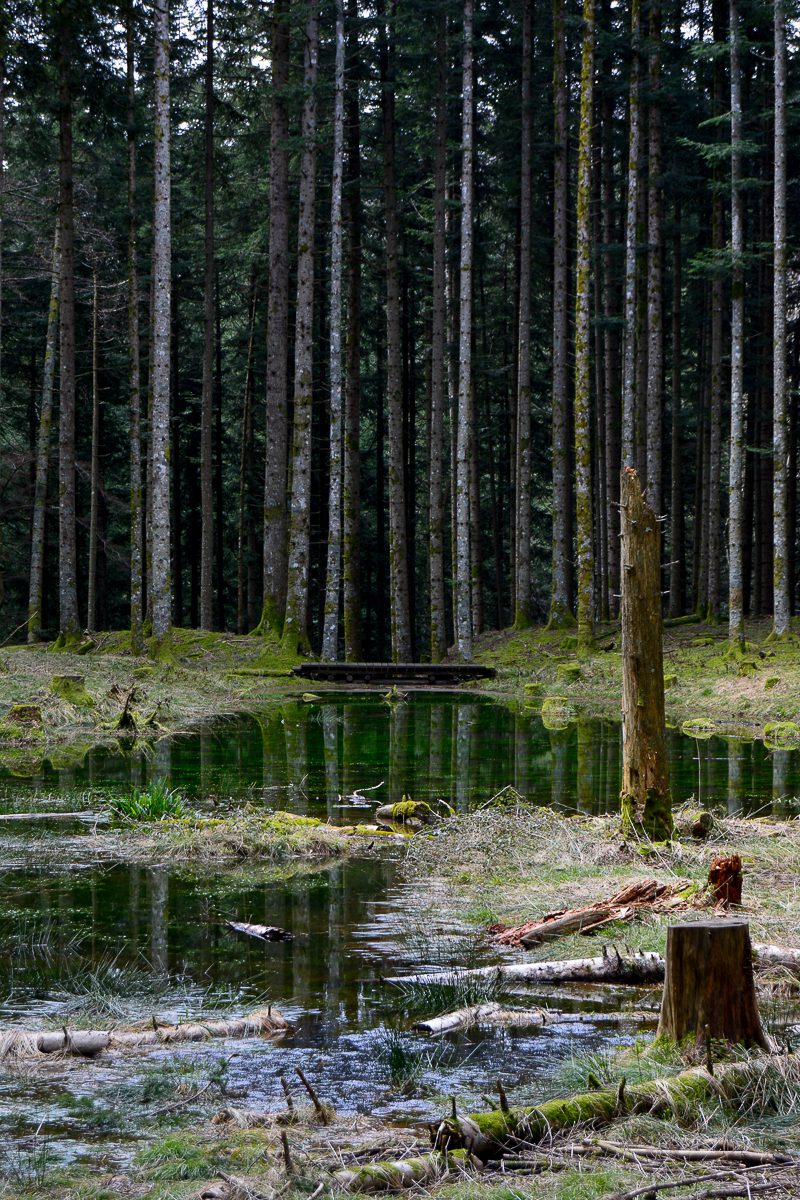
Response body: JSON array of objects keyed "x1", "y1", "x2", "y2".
[
  {"x1": 619, "y1": 468, "x2": 673, "y2": 841},
  {"x1": 412, "y1": 1005, "x2": 653, "y2": 1036},
  {"x1": 225, "y1": 920, "x2": 294, "y2": 943},
  {"x1": 412, "y1": 1004, "x2": 546, "y2": 1035},
  {"x1": 657, "y1": 919, "x2": 770, "y2": 1050},
  {"x1": 431, "y1": 1054, "x2": 798, "y2": 1161},
  {"x1": 0, "y1": 1007, "x2": 288, "y2": 1060}
]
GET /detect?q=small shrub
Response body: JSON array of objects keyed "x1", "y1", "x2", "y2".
[{"x1": 108, "y1": 779, "x2": 186, "y2": 821}]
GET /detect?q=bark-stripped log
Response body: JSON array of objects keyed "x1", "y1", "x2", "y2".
[
  {"x1": 0, "y1": 1008, "x2": 288, "y2": 1060},
  {"x1": 384, "y1": 949, "x2": 666, "y2": 988},
  {"x1": 386, "y1": 943, "x2": 800, "y2": 989}
]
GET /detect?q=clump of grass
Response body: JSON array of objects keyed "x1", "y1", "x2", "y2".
[
  {"x1": 390, "y1": 968, "x2": 502, "y2": 1019},
  {"x1": 376, "y1": 1024, "x2": 455, "y2": 1095},
  {"x1": 135, "y1": 1132, "x2": 217, "y2": 1180},
  {"x1": 108, "y1": 779, "x2": 186, "y2": 821},
  {"x1": 0, "y1": 1128, "x2": 54, "y2": 1188}
]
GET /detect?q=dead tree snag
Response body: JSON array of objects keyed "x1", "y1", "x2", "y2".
[{"x1": 620, "y1": 467, "x2": 673, "y2": 840}]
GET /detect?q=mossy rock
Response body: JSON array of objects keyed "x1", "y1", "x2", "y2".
[
  {"x1": 555, "y1": 662, "x2": 582, "y2": 683},
  {"x1": 690, "y1": 636, "x2": 716, "y2": 647},
  {"x1": 664, "y1": 673, "x2": 678, "y2": 689},
  {"x1": 541, "y1": 696, "x2": 575, "y2": 730},
  {"x1": 50, "y1": 675, "x2": 95, "y2": 708},
  {"x1": 523, "y1": 681, "x2": 545, "y2": 699},
  {"x1": 763, "y1": 721, "x2": 800, "y2": 749},
  {"x1": 680, "y1": 717, "x2": 719, "y2": 740},
  {"x1": 764, "y1": 676, "x2": 780, "y2": 691}
]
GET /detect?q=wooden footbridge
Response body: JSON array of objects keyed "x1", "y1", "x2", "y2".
[{"x1": 292, "y1": 662, "x2": 496, "y2": 685}]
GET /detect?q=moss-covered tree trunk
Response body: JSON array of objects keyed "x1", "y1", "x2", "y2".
[
  {"x1": 658, "y1": 919, "x2": 770, "y2": 1051},
  {"x1": 620, "y1": 467, "x2": 672, "y2": 839}
]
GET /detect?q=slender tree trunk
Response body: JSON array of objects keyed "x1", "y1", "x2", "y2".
[
  {"x1": 707, "y1": 0, "x2": 726, "y2": 621},
  {"x1": 87, "y1": 270, "x2": 101, "y2": 632},
  {"x1": 550, "y1": 0, "x2": 572, "y2": 626},
  {"x1": 150, "y1": 0, "x2": 173, "y2": 640},
  {"x1": 261, "y1": 0, "x2": 291, "y2": 635},
  {"x1": 127, "y1": 5, "x2": 144, "y2": 651},
  {"x1": 773, "y1": 0, "x2": 789, "y2": 635},
  {"x1": 282, "y1": 0, "x2": 319, "y2": 654},
  {"x1": 601, "y1": 7, "x2": 620, "y2": 619},
  {"x1": 199, "y1": 0, "x2": 214, "y2": 630},
  {"x1": 342, "y1": 0, "x2": 362, "y2": 661},
  {"x1": 515, "y1": 0, "x2": 533, "y2": 628},
  {"x1": 575, "y1": 0, "x2": 595, "y2": 657},
  {"x1": 379, "y1": 0, "x2": 412, "y2": 661},
  {"x1": 645, "y1": 0, "x2": 663, "y2": 516},
  {"x1": 0, "y1": 31, "x2": 5, "y2": 401},
  {"x1": 237, "y1": 279, "x2": 258, "y2": 634},
  {"x1": 728, "y1": 0, "x2": 745, "y2": 648},
  {"x1": 213, "y1": 276, "x2": 224, "y2": 627},
  {"x1": 322, "y1": 0, "x2": 346, "y2": 661},
  {"x1": 429, "y1": 13, "x2": 448, "y2": 661},
  {"x1": 447, "y1": 185, "x2": 460, "y2": 642},
  {"x1": 57, "y1": 14, "x2": 79, "y2": 638},
  {"x1": 669, "y1": 198, "x2": 685, "y2": 616},
  {"x1": 469, "y1": 376, "x2": 482, "y2": 636},
  {"x1": 621, "y1": 0, "x2": 641, "y2": 467},
  {"x1": 28, "y1": 230, "x2": 60, "y2": 643},
  {"x1": 454, "y1": 0, "x2": 475, "y2": 662}
]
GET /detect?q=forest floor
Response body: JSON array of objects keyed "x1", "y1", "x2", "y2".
[
  {"x1": 1, "y1": 616, "x2": 799, "y2": 760},
  {"x1": 6, "y1": 805, "x2": 800, "y2": 1199},
  {"x1": 476, "y1": 614, "x2": 800, "y2": 744}
]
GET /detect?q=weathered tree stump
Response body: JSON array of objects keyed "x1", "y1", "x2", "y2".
[
  {"x1": 657, "y1": 919, "x2": 770, "y2": 1050},
  {"x1": 620, "y1": 468, "x2": 673, "y2": 840}
]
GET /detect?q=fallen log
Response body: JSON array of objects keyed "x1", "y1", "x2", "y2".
[
  {"x1": 0, "y1": 1007, "x2": 288, "y2": 1060},
  {"x1": 586, "y1": 1140, "x2": 794, "y2": 1167},
  {"x1": 431, "y1": 1054, "x2": 800, "y2": 1162},
  {"x1": 0, "y1": 810, "x2": 100, "y2": 822},
  {"x1": 331, "y1": 1150, "x2": 478, "y2": 1193},
  {"x1": 384, "y1": 949, "x2": 666, "y2": 988},
  {"x1": 386, "y1": 943, "x2": 800, "y2": 990},
  {"x1": 412, "y1": 1004, "x2": 655, "y2": 1036},
  {"x1": 225, "y1": 920, "x2": 294, "y2": 943},
  {"x1": 493, "y1": 878, "x2": 690, "y2": 948}
]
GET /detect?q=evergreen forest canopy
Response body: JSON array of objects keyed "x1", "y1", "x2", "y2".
[{"x1": 0, "y1": 0, "x2": 798, "y2": 662}]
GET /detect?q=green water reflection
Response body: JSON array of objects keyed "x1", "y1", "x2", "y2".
[{"x1": 2, "y1": 694, "x2": 798, "y2": 817}]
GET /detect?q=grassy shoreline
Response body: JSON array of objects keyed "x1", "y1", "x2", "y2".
[{"x1": 1, "y1": 619, "x2": 799, "y2": 754}]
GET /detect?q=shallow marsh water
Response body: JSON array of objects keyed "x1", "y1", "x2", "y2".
[{"x1": 1, "y1": 693, "x2": 798, "y2": 1173}]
